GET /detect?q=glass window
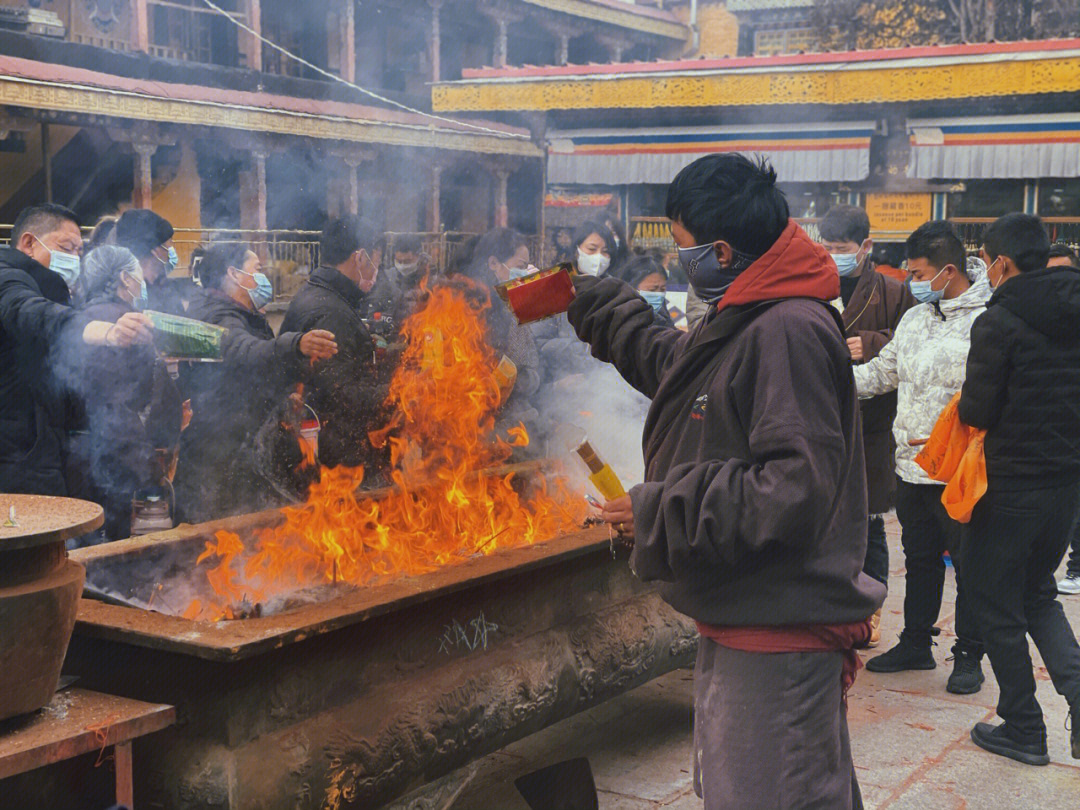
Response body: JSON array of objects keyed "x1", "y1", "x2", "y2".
[
  {"x1": 947, "y1": 180, "x2": 1025, "y2": 218},
  {"x1": 1038, "y1": 179, "x2": 1080, "y2": 218}
]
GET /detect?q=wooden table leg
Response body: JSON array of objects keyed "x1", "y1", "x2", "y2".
[{"x1": 114, "y1": 740, "x2": 134, "y2": 808}]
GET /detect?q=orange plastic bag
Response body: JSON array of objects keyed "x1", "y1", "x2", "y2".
[{"x1": 914, "y1": 392, "x2": 987, "y2": 523}]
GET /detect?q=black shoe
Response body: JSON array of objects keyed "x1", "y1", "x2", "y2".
[
  {"x1": 865, "y1": 637, "x2": 936, "y2": 673},
  {"x1": 946, "y1": 644, "x2": 985, "y2": 695},
  {"x1": 970, "y1": 722, "x2": 1049, "y2": 766}
]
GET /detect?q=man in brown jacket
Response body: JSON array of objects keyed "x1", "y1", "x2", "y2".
[
  {"x1": 819, "y1": 205, "x2": 916, "y2": 643},
  {"x1": 571, "y1": 155, "x2": 884, "y2": 809}
]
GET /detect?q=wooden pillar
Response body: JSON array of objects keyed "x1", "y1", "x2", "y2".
[
  {"x1": 428, "y1": 0, "x2": 443, "y2": 83},
  {"x1": 240, "y1": 0, "x2": 263, "y2": 71},
  {"x1": 493, "y1": 17, "x2": 508, "y2": 68},
  {"x1": 341, "y1": 0, "x2": 356, "y2": 83},
  {"x1": 254, "y1": 151, "x2": 268, "y2": 231},
  {"x1": 493, "y1": 165, "x2": 510, "y2": 228},
  {"x1": 133, "y1": 141, "x2": 157, "y2": 209},
  {"x1": 428, "y1": 163, "x2": 443, "y2": 232},
  {"x1": 41, "y1": 123, "x2": 53, "y2": 203},
  {"x1": 132, "y1": 0, "x2": 149, "y2": 53}
]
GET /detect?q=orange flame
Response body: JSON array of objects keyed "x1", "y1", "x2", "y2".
[{"x1": 186, "y1": 280, "x2": 585, "y2": 621}]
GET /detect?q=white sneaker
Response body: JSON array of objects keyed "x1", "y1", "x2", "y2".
[{"x1": 1058, "y1": 575, "x2": 1080, "y2": 595}]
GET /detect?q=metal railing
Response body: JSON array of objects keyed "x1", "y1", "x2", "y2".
[{"x1": 950, "y1": 218, "x2": 1080, "y2": 250}]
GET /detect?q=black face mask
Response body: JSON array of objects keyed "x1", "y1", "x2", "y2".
[{"x1": 677, "y1": 243, "x2": 758, "y2": 304}]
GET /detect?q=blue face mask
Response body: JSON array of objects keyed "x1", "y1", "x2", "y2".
[
  {"x1": 34, "y1": 234, "x2": 81, "y2": 288},
  {"x1": 249, "y1": 272, "x2": 274, "y2": 310},
  {"x1": 831, "y1": 252, "x2": 860, "y2": 277},
  {"x1": 165, "y1": 246, "x2": 179, "y2": 272},
  {"x1": 908, "y1": 266, "x2": 947, "y2": 304},
  {"x1": 676, "y1": 242, "x2": 757, "y2": 305},
  {"x1": 640, "y1": 290, "x2": 667, "y2": 314},
  {"x1": 123, "y1": 271, "x2": 149, "y2": 310}
]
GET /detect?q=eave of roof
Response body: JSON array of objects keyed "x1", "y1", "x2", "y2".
[
  {"x1": 0, "y1": 54, "x2": 540, "y2": 157},
  {"x1": 519, "y1": 0, "x2": 687, "y2": 40},
  {"x1": 433, "y1": 39, "x2": 1080, "y2": 112}
]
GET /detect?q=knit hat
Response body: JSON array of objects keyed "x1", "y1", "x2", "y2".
[{"x1": 115, "y1": 209, "x2": 174, "y2": 259}]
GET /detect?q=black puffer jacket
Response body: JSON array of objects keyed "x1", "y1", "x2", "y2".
[
  {"x1": 281, "y1": 266, "x2": 385, "y2": 471},
  {"x1": 0, "y1": 246, "x2": 78, "y2": 495},
  {"x1": 174, "y1": 290, "x2": 307, "y2": 522},
  {"x1": 959, "y1": 266, "x2": 1080, "y2": 488}
]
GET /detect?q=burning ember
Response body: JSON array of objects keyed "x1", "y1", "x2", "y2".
[{"x1": 184, "y1": 280, "x2": 586, "y2": 621}]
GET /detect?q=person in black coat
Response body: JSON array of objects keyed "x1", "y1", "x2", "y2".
[
  {"x1": 62, "y1": 246, "x2": 182, "y2": 539},
  {"x1": 174, "y1": 244, "x2": 337, "y2": 523},
  {"x1": 0, "y1": 204, "x2": 153, "y2": 495},
  {"x1": 281, "y1": 217, "x2": 387, "y2": 475},
  {"x1": 959, "y1": 213, "x2": 1080, "y2": 766},
  {"x1": 115, "y1": 209, "x2": 190, "y2": 316}
]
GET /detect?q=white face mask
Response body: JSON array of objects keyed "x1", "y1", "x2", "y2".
[{"x1": 577, "y1": 249, "x2": 611, "y2": 277}]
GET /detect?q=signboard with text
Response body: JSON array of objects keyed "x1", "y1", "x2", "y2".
[{"x1": 865, "y1": 193, "x2": 933, "y2": 239}]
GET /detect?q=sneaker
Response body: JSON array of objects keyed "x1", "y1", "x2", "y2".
[
  {"x1": 946, "y1": 644, "x2": 985, "y2": 695},
  {"x1": 868, "y1": 608, "x2": 882, "y2": 648},
  {"x1": 865, "y1": 637, "x2": 936, "y2": 673},
  {"x1": 1058, "y1": 574, "x2": 1080, "y2": 595},
  {"x1": 970, "y1": 722, "x2": 1049, "y2": 766}
]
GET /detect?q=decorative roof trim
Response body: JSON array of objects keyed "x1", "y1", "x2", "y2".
[{"x1": 518, "y1": 0, "x2": 687, "y2": 39}]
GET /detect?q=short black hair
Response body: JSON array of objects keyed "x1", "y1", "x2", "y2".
[
  {"x1": 393, "y1": 235, "x2": 423, "y2": 255},
  {"x1": 819, "y1": 204, "x2": 870, "y2": 245},
  {"x1": 115, "y1": 209, "x2": 174, "y2": 259},
  {"x1": 665, "y1": 154, "x2": 789, "y2": 257},
  {"x1": 321, "y1": 216, "x2": 380, "y2": 267},
  {"x1": 1048, "y1": 242, "x2": 1079, "y2": 268},
  {"x1": 906, "y1": 221, "x2": 966, "y2": 277},
  {"x1": 467, "y1": 227, "x2": 526, "y2": 280},
  {"x1": 571, "y1": 220, "x2": 615, "y2": 254},
  {"x1": 620, "y1": 253, "x2": 667, "y2": 288},
  {"x1": 982, "y1": 213, "x2": 1050, "y2": 274},
  {"x1": 12, "y1": 203, "x2": 80, "y2": 245},
  {"x1": 194, "y1": 243, "x2": 250, "y2": 290}
]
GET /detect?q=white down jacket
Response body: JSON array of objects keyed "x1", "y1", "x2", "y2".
[{"x1": 854, "y1": 274, "x2": 991, "y2": 485}]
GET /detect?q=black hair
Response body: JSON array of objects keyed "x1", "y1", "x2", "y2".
[
  {"x1": 195, "y1": 243, "x2": 251, "y2": 290},
  {"x1": 571, "y1": 220, "x2": 615, "y2": 255},
  {"x1": 12, "y1": 203, "x2": 80, "y2": 245},
  {"x1": 906, "y1": 221, "x2": 967, "y2": 278},
  {"x1": 1048, "y1": 242, "x2": 1080, "y2": 268},
  {"x1": 982, "y1": 213, "x2": 1051, "y2": 274},
  {"x1": 871, "y1": 242, "x2": 906, "y2": 268},
  {"x1": 86, "y1": 216, "x2": 119, "y2": 252},
  {"x1": 393, "y1": 235, "x2": 423, "y2": 255},
  {"x1": 620, "y1": 254, "x2": 667, "y2": 289},
  {"x1": 819, "y1": 204, "x2": 870, "y2": 245},
  {"x1": 466, "y1": 227, "x2": 527, "y2": 281},
  {"x1": 321, "y1": 216, "x2": 380, "y2": 267},
  {"x1": 665, "y1": 154, "x2": 789, "y2": 257},
  {"x1": 115, "y1": 209, "x2": 174, "y2": 259}
]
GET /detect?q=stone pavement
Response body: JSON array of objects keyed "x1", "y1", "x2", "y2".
[{"x1": 451, "y1": 513, "x2": 1080, "y2": 809}]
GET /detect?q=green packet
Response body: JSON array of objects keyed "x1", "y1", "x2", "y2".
[{"x1": 145, "y1": 310, "x2": 226, "y2": 360}]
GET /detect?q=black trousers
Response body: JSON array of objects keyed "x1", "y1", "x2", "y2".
[
  {"x1": 862, "y1": 514, "x2": 890, "y2": 588},
  {"x1": 894, "y1": 479, "x2": 980, "y2": 651},
  {"x1": 1066, "y1": 490, "x2": 1080, "y2": 579},
  {"x1": 963, "y1": 481, "x2": 1080, "y2": 739}
]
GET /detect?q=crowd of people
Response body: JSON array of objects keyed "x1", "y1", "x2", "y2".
[
  {"x1": 2, "y1": 153, "x2": 1079, "y2": 807},
  {"x1": 0, "y1": 203, "x2": 677, "y2": 540}
]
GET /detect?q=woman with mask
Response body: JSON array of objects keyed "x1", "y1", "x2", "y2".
[
  {"x1": 63, "y1": 246, "x2": 182, "y2": 540},
  {"x1": 532, "y1": 220, "x2": 618, "y2": 382},
  {"x1": 621, "y1": 254, "x2": 675, "y2": 328},
  {"x1": 460, "y1": 227, "x2": 542, "y2": 433},
  {"x1": 175, "y1": 243, "x2": 337, "y2": 523}
]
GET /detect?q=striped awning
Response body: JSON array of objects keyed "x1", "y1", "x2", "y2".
[
  {"x1": 907, "y1": 114, "x2": 1080, "y2": 179},
  {"x1": 547, "y1": 121, "x2": 875, "y2": 186}
]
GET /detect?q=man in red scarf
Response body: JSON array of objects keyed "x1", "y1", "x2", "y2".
[{"x1": 568, "y1": 154, "x2": 884, "y2": 809}]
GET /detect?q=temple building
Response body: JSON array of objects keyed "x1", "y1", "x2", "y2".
[{"x1": 0, "y1": 0, "x2": 690, "y2": 288}]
